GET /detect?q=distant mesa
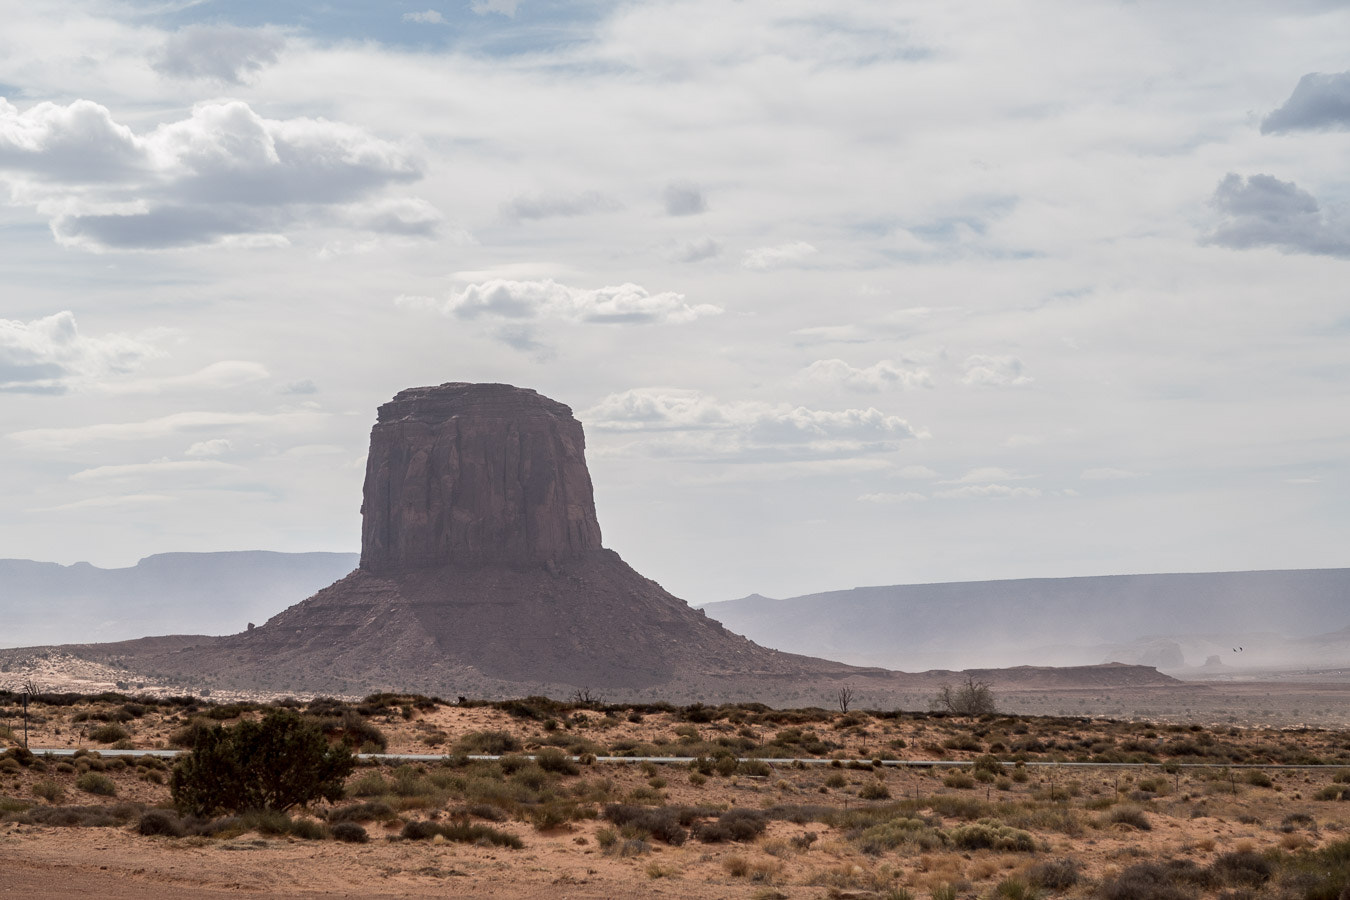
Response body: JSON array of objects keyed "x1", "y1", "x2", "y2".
[{"x1": 5, "y1": 382, "x2": 1180, "y2": 702}]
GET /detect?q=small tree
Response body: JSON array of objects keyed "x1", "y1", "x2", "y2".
[
  {"x1": 171, "y1": 709, "x2": 354, "y2": 816},
  {"x1": 932, "y1": 675, "x2": 996, "y2": 716},
  {"x1": 836, "y1": 687, "x2": 855, "y2": 713}
]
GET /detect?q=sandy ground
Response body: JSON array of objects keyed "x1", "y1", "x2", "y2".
[{"x1": 5, "y1": 696, "x2": 1350, "y2": 898}]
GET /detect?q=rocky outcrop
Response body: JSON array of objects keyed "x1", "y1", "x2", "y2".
[
  {"x1": 360, "y1": 383, "x2": 602, "y2": 573},
  {"x1": 51, "y1": 382, "x2": 1185, "y2": 702}
]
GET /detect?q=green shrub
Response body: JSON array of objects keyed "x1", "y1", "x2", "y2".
[
  {"x1": 1107, "y1": 805, "x2": 1152, "y2": 831},
  {"x1": 535, "y1": 748, "x2": 580, "y2": 775},
  {"x1": 858, "y1": 781, "x2": 891, "y2": 800},
  {"x1": 331, "y1": 821, "x2": 368, "y2": 843},
  {"x1": 76, "y1": 772, "x2": 117, "y2": 796},
  {"x1": 1027, "y1": 857, "x2": 1080, "y2": 890},
  {"x1": 944, "y1": 771, "x2": 976, "y2": 789},
  {"x1": 138, "y1": 809, "x2": 186, "y2": 837},
  {"x1": 32, "y1": 780, "x2": 64, "y2": 803},
  {"x1": 946, "y1": 820, "x2": 1035, "y2": 852},
  {"x1": 454, "y1": 731, "x2": 521, "y2": 755},
  {"x1": 399, "y1": 819, "x2": 522, "y2": 848},
  {"x1": 170, "y1": 709, "x2": 354, "y2": 816},
  {"x1": 88, "y1": 724, "x2": 130, "y2": 744},
  {"x1": 693, "y1": 808, "x2": 768, "y2": 843}
]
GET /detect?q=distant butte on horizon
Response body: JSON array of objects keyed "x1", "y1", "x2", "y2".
[{"x1": 8, "y1": 382, "x2": 1181, "y2": 703}]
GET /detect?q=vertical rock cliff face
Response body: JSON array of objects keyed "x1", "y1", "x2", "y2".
[{"x1": 359, "y1": 383, "x2": 604, "y2": 573}]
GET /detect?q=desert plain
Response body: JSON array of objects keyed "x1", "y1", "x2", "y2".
[{"x1": 3, "y1": 689, "x2": 1350, "y2": 899}]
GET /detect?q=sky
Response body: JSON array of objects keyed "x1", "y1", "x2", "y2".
[{"x1": 1, "y1": 0, "x2": 1348, "y2": 606}]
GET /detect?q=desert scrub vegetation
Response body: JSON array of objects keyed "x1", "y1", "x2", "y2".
[{"x1": 170, "y1": 709, "x2": 354, "y2": 816}]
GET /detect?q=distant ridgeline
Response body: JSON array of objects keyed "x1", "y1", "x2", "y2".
[
  {"x1": 701, "y1": 568, "x2": 1350, "y2": 673},
  {"x1": 0, "y1": 552, "x2": 359, "y2": 647}
]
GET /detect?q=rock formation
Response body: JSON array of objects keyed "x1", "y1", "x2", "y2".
[
  {"x1": 50, "y1": 381, "x2": 1182, "y2": 703},
  {"x1": 360, "y1": 383, "x2": 602, "y2": 572},
  {"x1": 110, "y1": 382, "x2": 865, "y2": 696}
]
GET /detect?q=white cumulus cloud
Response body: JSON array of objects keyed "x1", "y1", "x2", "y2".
[
  {"x1": 403, "y1": 10, "x2": 448, "y2": 25},
  {"x1": 961, "y1": 355, "x2": 1032, "y2": 386},
  {"x1": 0, "y1": 311, "x2": 162, "y2": 394},
  {"x1": 742, "y1": 241, "x2": 818, "y2": 270},
  {"x1": 858, "y1": 491, "x2": 927, "y2": 503},
  {"x1": 585, "y1": 388, "x2": 919, "y2": 462},
  {"x1": 0, "y1": 98, "x2": 429, "y2": 250},
  {"x1": 405, "y1": 278, "x2": 722, "y2": 326},
  {"x1": 934, "y1": 483, "x2": 1041, "y2": 499},
  {"x1": 802, "y1": 359, "x2": 934, "y2": 392}
]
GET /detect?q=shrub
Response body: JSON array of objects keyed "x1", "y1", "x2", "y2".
[
  {"x1": 694, "y1": 808, "x2": 768, "y2": 843},
  {"x1": 535, "y1": 748, "x2": 580, "y2": 775},
  {"x1": 32, "y1": 780, "x2": 64, "y2": 803},
  {"x1": 932, "y1": 676, "x2": 997, "y2": 715},
  {"x1": 399, "y1": 820, "x2": 522, "y2": 848},
  {"x1": 1107, "y1": 805, "x2": 1152, "y2": 831},
  {"x1": 1210, "y1": 850, "x2": 1272, "y2": 887},
  {"x1": 858, "y1": 781, "x2": 891, "y2": 800},
  {"x1": 739, "y1": 759, "x2": 772, "y2": 777},
  {"x1": 454, "y1": 731, "x2": 521, "y2": 755},
  {"x1": 19, "y1": 803, "x2": 140, "y2": 828},
  {"x1": 331, "y1": 821, "x2": 369, "y2": 843},
  {"x1": 1099, "y1": 862, "x2": 1202, "y2": 900},
  {"x1": 138, "y1": 809, "x2": 187, "y2": 837},
  {"x1": 603, "y1": 804, "x2": 686, "y2": 845},
  {"x1": 944, "y1": 772, "x2": 976, "y2": 789},
  {"x1": 88, "y1": 724, "x2": 130, "y2": 744},
  {"x1": 946, "y1": 820, "x2": 1036, "y2": 852},
  {"x1": 1027, "y1": 857, "x2": 1080, "y2": 890},
  {"x1": 327, "y1": 801, "x2": 395, "y2": 823},
  {"x1": 76, "y1": 772, "x2": 117, "y2": 796},
  {"x1": 170, "y1": 709, "x2": 354, "y2": 816}
]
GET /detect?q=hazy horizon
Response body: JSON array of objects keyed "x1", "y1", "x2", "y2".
[{"x1": 2, "y1": 2, "x2": 1348, "y2": 607}]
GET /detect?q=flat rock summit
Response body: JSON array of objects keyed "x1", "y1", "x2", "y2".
[{"x1": 15, "y1": 382, "x2": 1180, "y2": 703}]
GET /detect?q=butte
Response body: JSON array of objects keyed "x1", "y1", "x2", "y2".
[{"x1": 123, "y1": 382, "x2": 867, "y2": 699}]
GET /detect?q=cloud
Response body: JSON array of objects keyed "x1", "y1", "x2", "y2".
[
  {"x1": 933, "y1": 483, "x2": 1041, "y2": 499},
  {"x1": 9, "y1": 409, "x2": 326, "y2": 450},
  {"x1": 471, "y1": 0, "x2": 519, "y2": 16},
  {"x1": 0, "y1": 311, "x2": 161, "y2": 394},
  {"x1": 0, "y1": 98, "x2": 427, "y2": 250},
  {"x1": 858, "y1": 491, "x2": 926, "y2": 503},
  {"x1": 961, "y1": 355, "x2": 1031, "y2": 386},
  {"x1": 1261, "y1": 72, "x2": 1350, "y2": 133},
  {"x1": 404, "y1": 278, "x2": 722, "y2": 326},
  {"x1": 742, "y1": 241, "x2": 818, "y2": 270},
  {"x1": 1203, "y1": 173, "x2": 1350, "y2": 258},
  {"x1": 667, "y1": 236, "x2": 721, "y2": 262},
  {"x1": 802, "y1": 358, "x2": 934, "y2": 392},
  {"x1": 663, "y1": 181, "x2": 706, "y2": 216},
  {"x1": 403, "y1": 10, "x2": 448, "y2": 25},
  {"x1": 280, "y1": 379, "x2": 318, "y2": 395},
  {"x1": 151, "y1": 25, "x2": 284, "y2": 85},
  {"x1": 69, "y1": 459, "x2": 244, "y2": 482},
  {"x1": 186, "y1": 439, "x2": 233, "y2": 457},
  {"x1": 502, "y1": 190, "x2": 620, "y2": 220},
  {"x1": 585, "y1": 388, "x2": 918, "y2": 462},
  {"x1": 1081, "y1": 467, "x2": 1141, "y2": 480},
  {"x1": 945, "y1": 466, "x2": 1025, "y2": 484},
  {"x1": 96, "y1": 361, "x2": 269, "y2": 395}
]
